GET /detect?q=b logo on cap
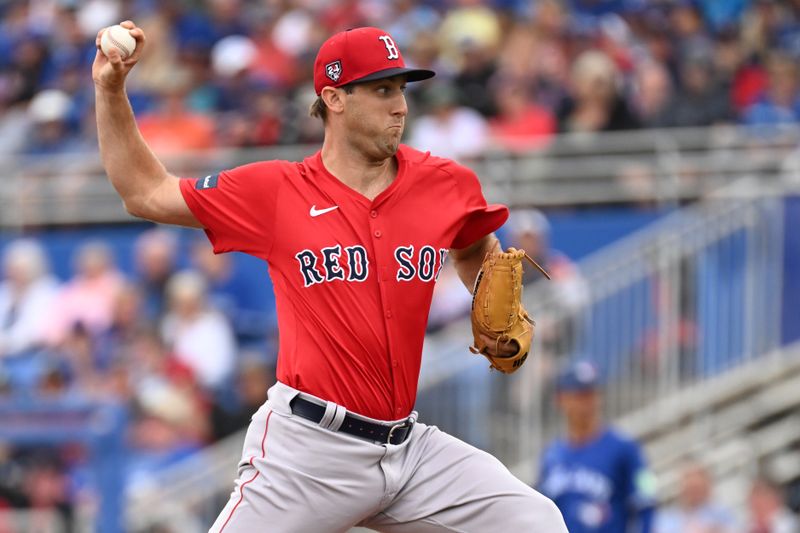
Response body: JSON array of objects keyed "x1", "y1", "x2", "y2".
[
  {"x1": 326, "y1": 60, "x2": 342, "y2": 82},
  {"x1": 378, "y1": 35, "x2": 399, "y2": 60}
]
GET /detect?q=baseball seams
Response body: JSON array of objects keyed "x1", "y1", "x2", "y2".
[
  {"x1": 219, "y1": 410, "x2": 273, "y2": 532},
  {"x1": 108, "y1": 32, "x2": 132, "y2": 59}
]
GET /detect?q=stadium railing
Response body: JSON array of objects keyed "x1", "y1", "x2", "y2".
[
  {"x1": 418, "y1": 179, "x2": 790, "y2": 473},
  {"x1": 616, "y1": 342, "x2": 800, "y2": 519},
  {"x1": 3, "y1": 125, "x2": 800, "y2": 228}
]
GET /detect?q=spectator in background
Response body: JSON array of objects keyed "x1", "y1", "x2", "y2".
[
  {"x1": 160, "y1": 270, "x2": 235, "y2": 392},
  {"x1": 207, "y1": 35, "x2": 290, "y2": 147},
  {"x1": 0, "y1": 92, "x2": 31, "y2": 156},
  {"x1": 506, "y1": 208, "x2": 585, "y2": 291},
  {"x1": 440, "y1": 0, "x2": 502, "y2": 117},
  {"x1": 18, "y1": 452, "x2": 73, "y2": 528},
  {"x1": 94, "y1": 282, "x2": 148, "y2": 372},
  {"x1": 439, "y1": 0, "x2": 501, "y2": 69},
  {"x1": 209, "y1": 34, "x2": 260, "y2": 112},
  {"x1": 669, "y1": 0, "x2": 715, "y2": 67},
  {"x1": 0, "y1": 240, "x2": 58, "y2": 358},
  {"x1": 712, "y1": 29, "x2": 748, "y2": 112},
  {"x1": 743, "y1": 477, "x2": 800, "y2": 533},
  {"x1": 133, "y1": 228, "x2": 178, "y2": 322},
  {"x1": 557, "y1": 50, "x2": 640, "y2": 133},
  {"x1": 630, "y1": 60, "x2": 674, "y2": 128},
  {"x1": 739, "y1": 0, "x2": 786, "y2": 62},
  {"x1": 137, "y1": 70, "x2": 216, "y2": 155},
  {"x1": 189, "y1": 238, "x2": 237, "y2": 322},
  {"x1": 453, "y1": 38, "x2": 500, "y2": 117},
  {"x1": 660, "y1": 49, "x2": 734, "y2": 128},
  {"x1": 404, "y1": 30, "x2": 449, "y2": 91},
  {"x1": 189, "y1": 238, "x2": 277, "y2": 344},
  {"x1": 23, "y1": 89, "x2": 85, "y2": 155},
  {"x1": 742, "y1": 52, "x2": 800, "y2": 133},
  {"x1": 126, "y1": 7, "x2": 181, "y2": 99},
  {"x1": 5, "y1": 34, "x2": 49, "y2": 106},
  {"x1": 46, "y1": 241, "x2": 124, "y2": 345},
  {"x1": 384, "y1": 0, "x2": 442, "y2": 50},
  {"x1": 495, "y1": 0, "x2": 571, "y2": 111},
  {"x1": 654, "y1": 460, "x2": 736, "y2": 533},
  {"x1": 127, "y1": 328, "x2": 210, "y2": 490},
  {"x1": 489, "y1": 80, "x2": 556, "y2": 151},
  {"x1": 409, "y1": 83, "x2": 488, "y2": 161},
  {"x1": 538, "y1": 359, "x2": 657, "y2": 533}
]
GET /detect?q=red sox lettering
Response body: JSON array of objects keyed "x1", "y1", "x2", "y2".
[
  {"x1": 295, "y1": 245, "x2": 369, "y2": 287},
  {"x1": 296, "y1": 244, "x2": 448, "y2": 287},
  {"x1": 394, "y1": 245, "x2": 448, "y2": 282}
]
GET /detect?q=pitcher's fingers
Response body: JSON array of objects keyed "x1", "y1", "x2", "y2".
[
  {"x1": 120, "y1": 20, "x2": 135, "y2": 29},
  {"x1": 129, "y1": 27, "x2": 144, "y2": 41},
  {"x1": 125, "y1": 27, "x2": 146, "y2": 63},
  {"x1": 96, "y1": 27, "x2": 106, "y2": 49},
  {"x1": 107, "y1": 48, "x2": 124, "y2": 70}
]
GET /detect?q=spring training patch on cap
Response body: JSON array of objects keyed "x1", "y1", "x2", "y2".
[{"x1": 325, "y1": 61, "x2": 342, "y2": 82}]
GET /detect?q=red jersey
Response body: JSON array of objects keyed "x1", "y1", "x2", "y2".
[{"x1": 180, "y1": 145, "x2": 507, "y2": 420}]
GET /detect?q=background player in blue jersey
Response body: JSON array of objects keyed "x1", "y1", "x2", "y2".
[{"x1": 538, "y1": 360, "x2": 657, "y2": 532}]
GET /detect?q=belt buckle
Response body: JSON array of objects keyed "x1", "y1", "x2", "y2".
[{"x1": 386, "y1": 417, "x2": 414, "y2": 444}]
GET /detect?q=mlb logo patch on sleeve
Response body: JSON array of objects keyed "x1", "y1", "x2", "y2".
[{"x1": 196, "y1": 173, "x2": 219, "y2": 190}]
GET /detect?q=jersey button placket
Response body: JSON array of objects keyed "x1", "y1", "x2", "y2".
[{"x1": 369, "y1": 204, "x2": 398, "y2": 416}]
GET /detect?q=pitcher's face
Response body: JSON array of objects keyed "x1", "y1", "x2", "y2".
[{"x1": 342, "y1": 75, "x2": 409, "y2": 160}]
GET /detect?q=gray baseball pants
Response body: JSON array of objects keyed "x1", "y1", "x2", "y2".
[{"x1": 210, "y1": 381, "x2": 566, "y2": 533}]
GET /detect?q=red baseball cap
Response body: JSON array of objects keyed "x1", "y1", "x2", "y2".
[{"x1": 313, "y1": 27, "x2": 435, "y2": 95}]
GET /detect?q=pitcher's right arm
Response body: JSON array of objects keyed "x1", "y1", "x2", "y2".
[{"x1": 93, "y1": 20, "x2": 200, "y2": 228}]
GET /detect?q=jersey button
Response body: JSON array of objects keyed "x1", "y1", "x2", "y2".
[
  {"x1": 385, "y1": 310, "x2": 393, "y2": 319},
  {"x1": 370, "y1": 210, "x2": 378, "y2": 218},
  {"x1": 374, "y1": 230, "x2": 382, "y2": 238}
]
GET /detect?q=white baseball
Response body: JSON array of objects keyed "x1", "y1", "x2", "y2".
[{"x1": 100, "y1": 25, "x2": 137, "y2": 60}]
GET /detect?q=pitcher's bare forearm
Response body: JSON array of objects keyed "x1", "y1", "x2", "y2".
[
  {"x1": 95, "y1": 85, "x2": 166, "y2": 203},
  {"x1": 450, "y1": 233, "x2": 500, "y2": 293},
  {"x1": 93, "y1": 20, "x2": 199, "y2": 227}
]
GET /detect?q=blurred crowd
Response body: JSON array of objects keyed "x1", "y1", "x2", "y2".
[
  {"x1": 655, "y1": 461, "x2": 800, "y2": 533},
  {"x1": 2, "y1": 0, "x2": 800, "y2": 528},
  {"x1": 670, "y1": 463, "x2": 800, "y2": 533},
  {"x1": 0, "y1": 229, "x2": 278, "y2": 523},
  {"x1": 2, "y1": 0, "x2": 800, "y2": 159}
]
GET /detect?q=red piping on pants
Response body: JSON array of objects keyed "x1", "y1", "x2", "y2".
[{"x1": 219, "y1": 410, "x2": 273, "y2": 531}]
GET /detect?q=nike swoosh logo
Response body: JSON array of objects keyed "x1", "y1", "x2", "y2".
[{"x1": 310, "y1": 205, "x2": 339, "y2": 217}]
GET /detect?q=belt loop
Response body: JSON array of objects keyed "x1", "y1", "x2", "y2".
[
  {"x1": 318, "y1": 401, "x2": 338, "y2": 429},
  {"x1": 328, "y1": 404, "x2": 347, "y2": 432}
]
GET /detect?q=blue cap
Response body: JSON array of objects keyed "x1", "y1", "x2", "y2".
[{"x1": 556, "y1": 360, "x2": 600, "y2": 391}]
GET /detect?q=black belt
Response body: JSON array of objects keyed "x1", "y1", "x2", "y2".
[{"x1": 289, "y1": 396, "x2": 414, "y2": 445}]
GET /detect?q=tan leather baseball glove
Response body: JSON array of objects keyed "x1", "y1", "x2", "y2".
[{"x1": 469, "y1": 247, "x2": 550, "y2": 373}]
